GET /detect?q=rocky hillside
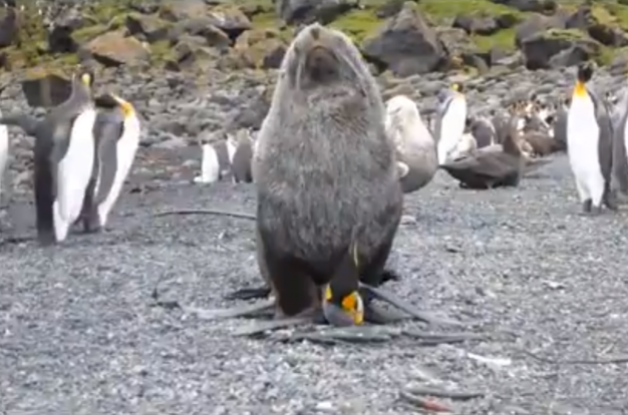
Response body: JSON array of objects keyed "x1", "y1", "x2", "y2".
[{"x1": 2, "y1": 0, "x2": 628, "y2": 106}]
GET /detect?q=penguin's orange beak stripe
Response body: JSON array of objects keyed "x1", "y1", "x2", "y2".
[
  {"x1": 110, "y1": 93, "x2": 135, "y2": 118},
  {"x1": 573, "y1": 81, "x2": 587, "y2": 98}
]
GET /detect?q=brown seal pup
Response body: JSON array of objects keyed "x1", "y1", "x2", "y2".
[
  {"x1": 207, "y1": 24, "x2": 469, "y2": 339},
  {"x1": 384, "y1": 95, "x2": 437, "y2": 193}
]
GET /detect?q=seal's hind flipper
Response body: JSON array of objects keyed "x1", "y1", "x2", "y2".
[
  {"x1": 224, "y1": 286, "x2": 271, "y2": 301},
  {"x1": 232, "y1": 316, "x2": 313, "y2": 337},
  {"x1": 359, "y1": 283, "x2": 474, "y2": 327},
  {"x1": 364, "y1": 301, "x2": 409, "y2": 324},
  {"x1": 187, "y1": 299, "x2": 275, "y2": 321}
]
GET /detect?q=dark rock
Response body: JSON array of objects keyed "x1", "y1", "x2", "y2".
[
  {"x1": 159, "y1": 0, "x2": 208, "y2": 22},
  {"x1": 206, "y1": 6, "x2": 252, "y2": 40},
  {"x1": 521, "y1": 29, "x2": 600, "y2": 69},
  {"x1": 0, "y1": 7, "x2": 18, "y2": 48},
  {"x1": 126, "y1": 13, "x2": 171, "y2": 43},
  {"x1": 21, "y1": 72, "x2": 72, "y2": 108},
  {"x1": 375, "y1": 0, "x2": 418, "y2": 19},
  {"x1": 47, "y1": 7, "x2": 88, "y2": 53},
  {"x1": 453, "y1": 14, "x2": 499, "y2": 36},
  {"x1": 566, "y1": 4, "x2": 628, "y2": 47},
  {"x1": 168, "y1": 18, "x2": 231, "y2": 50},
  {"x1": 495, "y1": 13, "x2": 519, "y2": 29},
  {"x1": 515, "y1": 13, "x2": 565, "y2": 47},
  {"x1": 362, "y1": 2, "x2": 446, "y2": 77},
  {"x1": 489, "y1": 0, "x2": 556, "y2": 13},
  {"x1": 275, "y1": 0, "x2": 359, "y2": 25},
  {"x1": 130, "y1": 1, "x2": 160, "y2": 14}
]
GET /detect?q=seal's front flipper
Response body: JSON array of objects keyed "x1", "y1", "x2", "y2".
[
  {"x1": 403, "y1": 329, "x2": 487, "y2": 345},
  {"x1": 188, "y1": 298, "x2": 275, "y2": 321},
  {"x1": 224, "y1": 286, "x2": 271, "y2": 301}
]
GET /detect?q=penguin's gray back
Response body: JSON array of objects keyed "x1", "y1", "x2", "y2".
[
  {"x1": 471, "y1": 118, "x2": 495, "y2": 148},
  {"x1": 231, "y1": 138, "x2": 254, "y2": 183},
  {"x1": 90, "y1": 110, "x2": 124, "y2": 205}
]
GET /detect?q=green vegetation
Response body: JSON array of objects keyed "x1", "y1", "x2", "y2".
[{"x1": 6, "y1": 0, "x2": 628, "y2": 73}]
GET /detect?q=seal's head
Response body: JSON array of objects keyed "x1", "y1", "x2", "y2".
[{"x1": 281, "y1": 23, "x2": 376, "y2": 99}]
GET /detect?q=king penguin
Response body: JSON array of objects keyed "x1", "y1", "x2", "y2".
[
  {"x1": 0, "y1": 69, "x2": 97, "y2": 244},
  {"x1": 0, "y1": 110, "x2": 8, "y2": 206},
  {"x1": 435, "y1": 83, "x2": 467, "y2": 165},
  {"x1": 566, "y1": 62, "x2": 616, "y2": 215},
  {"x1": 609, "y1": 85, "x2": 628, "y2": 199},
  {"x1": 81, "y1": 92, "x2": 141, "y2": 232}
]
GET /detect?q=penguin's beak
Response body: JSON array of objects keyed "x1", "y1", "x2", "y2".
[
  {"x1": 110, "y1": 93, "x2": 135, "y2": 118},
  {"x1": 323, "y1": 286, "x2": 364, "y2": 326}
]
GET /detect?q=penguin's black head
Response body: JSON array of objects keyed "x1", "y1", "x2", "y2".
[
  {"x1": 322, "y1": 237, "x2": 364, "y2": 327},
  {"x1": 576, "y1": 62, "x2": 594, "y2": 83}
]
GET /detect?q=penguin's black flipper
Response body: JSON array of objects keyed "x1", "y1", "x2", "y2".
[{"x1": 0, "y1": 113, "x2": 40, "y2": 136}]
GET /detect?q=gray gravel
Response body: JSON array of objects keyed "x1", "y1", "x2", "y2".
[{"x1": 1, "y1": 153, "x2": 628, "y2": 415}]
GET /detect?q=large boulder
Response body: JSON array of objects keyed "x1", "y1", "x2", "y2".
[
  {"x1": 566, "y1": 4, "x2": 628, "y2": 47},
  {"x1": 362, "y1": 1, "x2": 446, "y2": 77},
  {"x1": 275, "y1": 0, "x2": 359, "y2": 25},
  {"x1": 521, "y1": 29, "x2": 600, "y2": 69},
  {"x1": 0, "y1": 7, "x2": 18, "y2": 48},
  {"x1": 125, "y1": 13, "x2": 172, "y2": 43},
  {"x1": 21, "y1": 69, "x2": 72, "y2": 108},
  {"x1": 515, "y1": 13, "x2": 565, "y2": 47},
  {"x1": 82, "y1": 30, "x2": 150, "y2": 67}
]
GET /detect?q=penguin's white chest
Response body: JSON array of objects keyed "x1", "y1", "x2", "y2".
[
  {"x1": 97, "y1": 116, "x2": 141, "y2": 227},
  {"x1": 567, "y1": 96, "x2": 600, "y2": 177},
  {"x1": 54, "y1": 108, "x2": 97, "y2": 241},
  {"x1": 437, "y1": 97, "x2": 466, "y2": 164},
  {"x1": 0, "y1": 124, "x2": 8, "y2": 196}
]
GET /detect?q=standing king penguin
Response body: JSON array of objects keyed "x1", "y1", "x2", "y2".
[
  {"x1": 566, "y1": 62, "x2": 616, "y2": 214},
  {"x1": 0, "y1": 111, "x2": 8, "y2": 206},
  {"x1": 81, "y1": 92, "x2": 141, "y2": 232},
  {"x1": 0, "y1": 69, "x2": 97, "y2": 244},
  {"x1": 435, "y1": 83, "x2": 467, "y2": 165}
]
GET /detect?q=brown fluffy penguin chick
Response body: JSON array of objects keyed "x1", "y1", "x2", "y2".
[
  {"x1": 439, "y1": 111, "x2": 525, "y2": 189},
  {"x1": 384, "y1": 95, "x2": 437, "y2": 193}
]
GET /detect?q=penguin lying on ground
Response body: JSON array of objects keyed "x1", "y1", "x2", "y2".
[
  {"x1": 439, "y1": 109, "x2": 527, "y2": 189},
  {"x1": 0, "y1": 69, "x2": 97, "y2": 244},
  {"x1": 384, "y1": 95, "x2": 437, "y2": 193},
  {"x1": 194, "y1": 129, "x2": 255, "y2": 184},
  {"x1": 566, "y1": 61, "x2": 617, "y2": 215},
  {"x1": 435, "y1": 83, "x2": 467, "y2": 164},
  {"x1": 80, "y1": 92, "x2": 141, "y2": 233}
]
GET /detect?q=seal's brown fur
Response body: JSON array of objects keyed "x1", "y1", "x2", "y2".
[{"x1": 253, "y1": 23, "x2": 403, "y2": 318}]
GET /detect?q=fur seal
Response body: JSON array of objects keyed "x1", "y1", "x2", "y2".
[
  {"x1": 384, "y1": 95, "x2": 437, "y2": 193},
  {"x1": 566, "y1": 62, "x2": 616, "y2": 215},
  {"x1": 0, "y1": 69, "x2": 97, "y2": 244},
  {"x1": 440, "y1": 110, "x2": 526, "y2": 189},
  {"x1": 80, "y1": 92, "x2": 141, "y2": 233},
  {"x1": 208, "y1": 24, "x2": 468, "y2": 339},
  {"x1": 435, "y1": 83, "x2": 467, "y2": 164}
]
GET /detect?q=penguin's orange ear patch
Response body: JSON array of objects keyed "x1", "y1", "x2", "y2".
[{"x1": 573, "y1": 81, "x2": 587, "y2": 98}]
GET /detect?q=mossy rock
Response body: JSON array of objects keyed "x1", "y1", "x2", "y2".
[{"x1": 543, "y1": 28, "x2": 588, "y2": 40}]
